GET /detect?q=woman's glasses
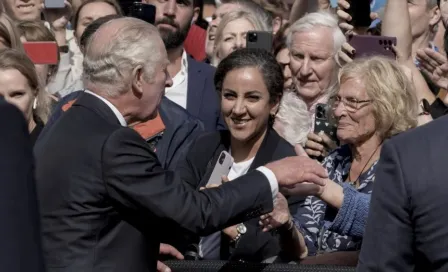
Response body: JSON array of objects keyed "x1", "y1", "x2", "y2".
[{"x1": 331, "y1": 96, "x2": 372, "y2": 113}]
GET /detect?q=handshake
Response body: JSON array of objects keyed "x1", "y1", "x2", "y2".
[{"x1": 264, "y1": 145, "x2": 328, "y2": 196}]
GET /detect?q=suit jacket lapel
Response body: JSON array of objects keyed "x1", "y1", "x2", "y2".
[
  {"x1": 72, "y1": 92, "x2": 121, "y2": 126},
  {"x1": 186, "y1": 56, "x2": 206, "y2": 117},
  {"x1": 249, "y1": 128, "x2": 281, "y2": 171}
]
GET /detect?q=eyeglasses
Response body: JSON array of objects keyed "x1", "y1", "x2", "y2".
[{"x1": 331, "y1": 96, "x2": 372, "y2": 113}]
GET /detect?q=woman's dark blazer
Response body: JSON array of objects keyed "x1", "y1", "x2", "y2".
[{"x1": 177, "y1": 128, "x2": 305, "y2": 262}]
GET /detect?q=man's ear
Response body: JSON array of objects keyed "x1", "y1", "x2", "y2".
[
  {"x1": 272, "y1": 17, "x2": 282, "y2": 35},
  {"x1": 132, "y1": 65, "x2": 145, "y2": 98},
  {"x1": 430, "y1": 6, "x2": 442, "y2": 29},
  {"x1": 192, "y1": 7, "x2": 200, "y2": 23}
]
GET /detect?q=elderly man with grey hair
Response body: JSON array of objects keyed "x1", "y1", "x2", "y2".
[
  {"x1": 287, "y1": 11, "x2": 345, "y2": 159},
  {"x1": 34, "y1": 17, "x2": 330, "y2": 272}
]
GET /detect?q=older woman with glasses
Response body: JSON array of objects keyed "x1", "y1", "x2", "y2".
[{"x1": 261, "y1": 56, "x2": 418, "y2": 257}]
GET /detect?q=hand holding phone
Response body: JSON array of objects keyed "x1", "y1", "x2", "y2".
[
  {"x1": 346, "y1": 0, "x2": 371, "y2": 28},
  {"x1": 207, "y1": 151, "x2": 234, "y2": 186},
  {"x1": 314, "y1": 103, "x2": 337, "y2": 143}
]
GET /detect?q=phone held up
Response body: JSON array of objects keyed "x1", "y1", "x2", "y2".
[
  {"x1": 314, "y1": 103, "x2": 338, "y2": 143},
  {"x1": 346, "y1": 0, "x2": 371, "y2": 28},
  {"x1": 207, "y1": 151, "x2": 234, "y2": 186},
  {"x1": 129, "y1": 2, "x2": 156, "y2": 25},
  {"x1": 313, "y1": 103, "x2": 338, "y2": 162},
  {"x1": 246, "y1": 31, "x2": 273, "y2": 52},
  {"x1": 349, "y1": 35, "x2": 397, "y2": 59}
]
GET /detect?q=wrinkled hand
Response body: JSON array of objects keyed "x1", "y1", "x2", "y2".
[
  {"x1": 157, "y1": 243, "x2": 184, "y2": 272},
  {"x1": 42, "y1": 0, "x2": 72, "y2": 31},
  {"x1": 337, "y1": 42, "x2": 355, "y2": 67},
  {"x1": 259, "y1": 193, "x2": 291, "y2": 232},
  {"x1": 337, "y1": 0, "x2": 378, "y2": 36},
  {"x1": 304, "y1": 132, "x2": 337, "y2": 158},
  {"x1": 417, "y1": 48, "x2": 448, "y2": 90},
  {"x1": 265, "y1": 149, "x2": 328, "y2": 188}
]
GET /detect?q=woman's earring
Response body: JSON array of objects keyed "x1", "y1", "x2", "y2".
[{"x1": 33, "y1": 98, "x2": 38, "y2": 110}]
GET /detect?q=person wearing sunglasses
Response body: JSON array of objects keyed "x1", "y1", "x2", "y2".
[{"x1": 263, "y1": 56, "x2": 419, "y2": 258}]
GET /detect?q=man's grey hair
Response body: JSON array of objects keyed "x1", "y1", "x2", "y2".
[
  {"x1": 274, "y1": 91, "x2": 310, "y2": 146},
  {"x1": 287, "y1": 11, "x2": 345, "y2": 56},
  {"x1": 83, "y1": 17, "x2": 164, "y2": 97},
  {"x1": 221, "y1": 0, "x2": 273, "y2": 31}
]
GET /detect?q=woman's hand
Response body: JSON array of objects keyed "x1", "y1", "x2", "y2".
[
  {"x1": 259, "y1": 193, "x2": 291, "y2": 232},
  {"x1": 42, "y1": 0, "x2": 72, "y2": 46},
  {"x1": 337, "y1": 42, "x2": 355, "y2": 67},
  {"x1": 304, "y1": 132, "x2": 337, "y2": 158},
  {"x1": 417, "y1": 48, "x2": 448, "y2": 90},
  {"x1": 42, "y1": 0, "x2": 73, "y2": 31},
  {"x1": 337, "y1": 0, "x2": 378, "y2": 36}
]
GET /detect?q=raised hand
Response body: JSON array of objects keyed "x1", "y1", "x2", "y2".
[
  {"x1": 42, "y1": 0, "x2": 72, "y2": 31},
  {"x1": 337, "y1": 0, "x2": 378, "y2": 36},
  {"x1": 417, "y1": 48, "x2": 448, "y2": 90}
]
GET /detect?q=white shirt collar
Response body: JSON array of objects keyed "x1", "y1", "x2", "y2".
[
  {"x1": 84, "y1": 90, "x2": 127, "y2": 126},
  {"x1": 181, "y1": 50, "x2": 188, "y2": 73}
]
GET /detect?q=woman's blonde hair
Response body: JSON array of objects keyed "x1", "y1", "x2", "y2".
[
  {"x1": 212, "y1": 10, "x2": 268, "y2": 65},
  {"x1": 0, "y1": 49, "x2": 51, "y2": 124},
  {"x1": 333, "y1": 56, "x2": 418, "y2": 139},
  {"x1": 0, "y1": 13, "x2": 23, "y2": 51}
]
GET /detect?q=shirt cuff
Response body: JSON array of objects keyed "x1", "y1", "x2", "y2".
[{"x1": 256, "y1": 166, "x2": 278, "y2": 204}]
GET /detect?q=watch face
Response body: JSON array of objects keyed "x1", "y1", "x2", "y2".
[{"x1": 237, "y1": 224, "x2": 247, "y2": 234}]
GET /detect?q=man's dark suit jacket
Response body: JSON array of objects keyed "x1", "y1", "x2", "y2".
[
  {"x1": 34, "y1": 92, "x2": 273, "y2": 272},
  {"x1": 40, "y1": 91, "x2": 205, "y2": 171},
  {"x1": 358, "y1": 115, "x2": 448, "y2": 271},
  {"x1": 186, "y1": 56, "x2": 226, "y2": 131},
  {"x1": 178, "y1": 128, "x2": 304, "y2": 262},
  {"x1": 0, "y1": 98, "x2": 45, "y2": 272}
]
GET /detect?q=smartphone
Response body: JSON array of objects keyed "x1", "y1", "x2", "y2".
[
  {"x1": 23, "y1": 42, "x2": 59, "y2": 65},
  {"x1": 314, "y1": 103, "x2": 337, "y2": 143},
  {"x1": 349, "y1": 35, "x2": 397, "y2": 59},
  {"x1": 44, "y1": 0, "x2": 65, "y2": 9},
  {"x1": 207, "y1": 151, "x2": 234, "y2": 186},
  {"x1": 246, "y1": 31, "x2": 273, "y2": 52},
  {"x1": 346, "y1": 0, "x2": 371, "y2": 28},
  {"x1": 184, "y1": 24, "x2": 207, "y2": 61},
  {"x1": 129, "y1": 2, "x2": 156, "y2": 25}
]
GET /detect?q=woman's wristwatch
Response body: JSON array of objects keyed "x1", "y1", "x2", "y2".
[{"x1": 232, "y1": 223, "x2": 247, "y2": 244}]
